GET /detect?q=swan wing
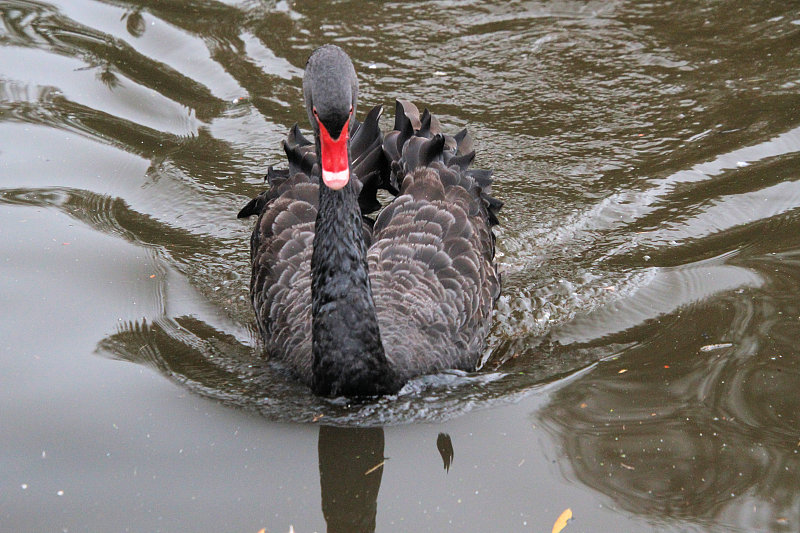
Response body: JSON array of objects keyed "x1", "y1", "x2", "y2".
[{"x1": 369, "y1": 102, "x2": 501, "y2": 377}]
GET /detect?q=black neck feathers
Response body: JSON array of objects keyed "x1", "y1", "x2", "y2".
[{"x1": 310, "y1": 178, "x2": 400, "y2": 396}]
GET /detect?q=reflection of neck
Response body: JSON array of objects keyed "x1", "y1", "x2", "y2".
[
  {"x1": 310, "y1": 176, "x2": 398, "y2": 397},
  {"x1": 318, "y1": 426, "x2": 385, "y2": 533}
]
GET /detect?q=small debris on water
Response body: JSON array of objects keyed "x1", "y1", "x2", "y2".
[
  {"x1": 700, "y1": 343, "x2": 733, "y2": 352},
  {"x1": 364, "y1": 460, "x2": 385, "y2": 476}
]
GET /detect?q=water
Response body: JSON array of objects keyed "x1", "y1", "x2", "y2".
[{"x1": 2, "y1": 0, "x2": 799, "y2": 531}]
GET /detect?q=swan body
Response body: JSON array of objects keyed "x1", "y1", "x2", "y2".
[{"x1": 239, "y1": 45, "x2": 501, "y2": 396}]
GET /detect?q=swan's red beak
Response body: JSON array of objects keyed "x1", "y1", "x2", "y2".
[{"x1": 317, "y1": 116, "x2": 350, "y2": 190}]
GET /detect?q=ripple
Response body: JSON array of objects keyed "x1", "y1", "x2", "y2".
[{"x1": 0, "y1": 45, "x2": 200, "y2": 136}]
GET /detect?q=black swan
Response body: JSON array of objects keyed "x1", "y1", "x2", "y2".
[{"x1": 238, "y1": 45, "x2": 501, "y2": 397}]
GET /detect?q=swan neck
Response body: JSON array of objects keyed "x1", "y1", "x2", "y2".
[{"x1": 310, "y1": 174, "x2": 398, "y2": 396}]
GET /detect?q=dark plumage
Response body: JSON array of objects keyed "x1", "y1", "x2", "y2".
[{"x1": 238, "y1": 45, "x2": 501, "y2": 397}]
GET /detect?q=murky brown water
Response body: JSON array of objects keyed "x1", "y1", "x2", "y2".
[{"x1": 2, "y1": 0, "x2": 799, "y2": 531}]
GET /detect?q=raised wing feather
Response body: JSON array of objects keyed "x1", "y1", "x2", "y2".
[{"x1": 368, "y1": 102, "x2": 501, "y2": 378}]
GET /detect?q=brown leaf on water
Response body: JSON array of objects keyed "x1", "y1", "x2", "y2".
[{"x1": 552, "y1": 508, "x2": 573, "y2": 533}]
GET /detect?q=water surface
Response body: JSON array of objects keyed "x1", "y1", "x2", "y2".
[{"x1": 2, "y1": 0, "x2": 799, "y2": 531}]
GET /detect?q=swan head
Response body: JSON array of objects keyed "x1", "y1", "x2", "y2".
[{"x1": 303, "y1": 45, "x2": 358, "y2": 191}]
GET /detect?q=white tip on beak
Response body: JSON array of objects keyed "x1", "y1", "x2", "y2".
[{"x1": 322, "y1": 168, "x2": 349, "y2": 190}]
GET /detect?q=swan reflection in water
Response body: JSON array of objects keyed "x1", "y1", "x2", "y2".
[
  {"x1": 318, "y1": 426, "x2": 385, "y2": 533},
  {"x1": 318, "y1": 428, "x2": 455, "y2": 532},
  {"x1": 97, "y1": 319, "x2": 457, "y2": 532}
]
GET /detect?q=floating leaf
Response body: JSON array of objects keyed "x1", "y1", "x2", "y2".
[{"x1": 552, "y1": 508, "x2": 573, "y2": 533}]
